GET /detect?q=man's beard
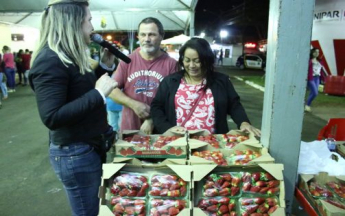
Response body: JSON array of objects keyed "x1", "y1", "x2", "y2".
[{"x1": 141, "y1": 44, "x2": 158, "y2": 54}]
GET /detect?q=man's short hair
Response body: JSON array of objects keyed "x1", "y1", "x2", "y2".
[{"x1": 138, "y1": 17, "x2": 164, "y2": 37}]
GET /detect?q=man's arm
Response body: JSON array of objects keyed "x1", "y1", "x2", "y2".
[{"x1": 109, "y1": 88, "x2": 150, "y2": 119}]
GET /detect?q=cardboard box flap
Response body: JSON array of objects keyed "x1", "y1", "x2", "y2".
[
  {"x1": 102, "y1": 163, "x2": 126, "y2": 179},
  {"x1": 188, "y1": 139, "x2": 209, "y2": 149},
  {"x1": 160, "y1": 159, "x2": 187, "y2": 165},
  {"x1": 189, "y1": 155, "x2": 215, "y2": 165},
  {"x1": 98, "y1": 205, "x2": 114, "y2": 216},
  {"x1": 314, "y1": 172, "x2": 330, "y2": 185},
  {"x1": 177, "y1": 208, "x2": 191, "y2": 216},
  {"x1": 112, "y1": 157, "x2": 143, "y2": 165},
  {"x1": 336, "y1": 176, "x2": 345, "y2": 181},
  {"x1": 251, "y1": 154, "x2": 275, "y2": 164},
  {"x1": 163, "y1": 128, "x2": 187, "y2": 136},
  {"x1": 191, "y1": 164, "x2": 217, "y2": 181},
  {"x1": 188, "y1": 129, "x2": 211, "y2": 136},
  {"x1": 164, "y1": 137, "x2": 188, "y2": 147},
  {"x1": 258, "y1": 164, "x2": 284, "y2": 180},
  {"x1": 320, "y1": 199, "x2": 345, "y2": 213},
  {"x1": 300, "y1": 174, "x2": 315, "y2": 183},
  {"x1": 271, "y1": 207, "x2": 286, "y2": 216},
  {"x1": 193, "y1": 208, "x2": 207, "y2": 216},
  {"x1": 167, "y1": 165, "x2": 192, "y2": 181},
  {"x1": 279, "y1": 181, "x2": 286, "y2": 208}
]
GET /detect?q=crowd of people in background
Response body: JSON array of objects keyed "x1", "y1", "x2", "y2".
[{"x1": 0, "y1": 45, "x2": 32, "y2": 108}]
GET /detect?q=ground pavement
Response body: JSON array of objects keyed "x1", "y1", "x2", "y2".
[{"x1": 0, "y1": 67, "x2": 341, "y2": 215}]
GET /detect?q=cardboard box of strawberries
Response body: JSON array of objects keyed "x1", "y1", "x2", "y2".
[
  {"x1": 99, "y1": 163, "x2": 193, "y2": 216},
  {"x1": 192, "y1": 164, "x2": 286, "y2": 216},
  {"x1": 299, "y1": 172, "x2": 345, "y2": 216}
]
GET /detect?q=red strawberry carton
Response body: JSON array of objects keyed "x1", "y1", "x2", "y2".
[
  {"x1": 192, "y1": 164, "x2": 286, "y2": 216},
  {"x1": 99, "y1": 163, "x2": 192, "y2": 216},
  {"x1": 189, "y1": 140, "x2": 274, "y2": 167},
  {"x1": 115, "y1": 130, "x2": 187, "y2": 159},
  {"x1": 149, "y1": 198, "x2": 189, "y2": 216},
  {"x1": 299, "y1": 172, "x2": 345, "y2": 216},
  {"x1": 197, "y1": 197, "x2": 238, "y2": 215},
  {"x1": 108, "y1": 197, "x2": 146, "y2": 216}
]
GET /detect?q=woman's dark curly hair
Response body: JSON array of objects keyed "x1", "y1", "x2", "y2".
[{"x1": 178, "y1": 37, "x2": 215, "y2": 91}]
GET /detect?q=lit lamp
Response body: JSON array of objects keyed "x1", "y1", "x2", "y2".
[
  {"x1": 220, "y1": 30, "x2": 228, "y2": 42},
  {"x1": 200, "y1": 32, "x2": 206, "y2": 38}
]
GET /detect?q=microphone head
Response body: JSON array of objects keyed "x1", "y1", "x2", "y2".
[{"x1": 91, "y1": 34, "x2": 103, "y2": 44}]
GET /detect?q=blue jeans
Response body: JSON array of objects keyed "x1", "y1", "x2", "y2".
[
  {"x1": 0, "y1": 73, "x2": 8, "y2": 97},
  {"x1": 307, "y1": 76, "x2": 320, "y2": 106},
  {"x1": 49, "y1": 143, "x2": 102, "y2": 216},
  {"x1": 107, "y1": 110, "x2": 122, "y2": 132},
  {"x1": 4, "y1": 67, "x2": 15, "y2": 89}
]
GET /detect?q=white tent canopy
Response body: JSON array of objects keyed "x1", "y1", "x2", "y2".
[
  {"x1": 0, "y1": 0, "x2": 198, "y2": 33},
  {"x1": 161, "y1": 34, "x2": 190, "y2": 45}
]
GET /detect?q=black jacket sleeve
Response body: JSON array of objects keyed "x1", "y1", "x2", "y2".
[{"x1": 30, "y1": 57, "x2": 104, "y2": 130}]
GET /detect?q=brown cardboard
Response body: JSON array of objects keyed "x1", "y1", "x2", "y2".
[
  {"x1": 189, "y1": 142, "x2": 275, "y2": 166},
  {"x1": 115, "y1": 130, "x2": 187, "y2": 158},
  {"x1": 191, "y1": 163, "x2": 286, "y2": 214},
  {"x1": 99, "y1": 163, "x2": 193, "y2": 216},
  {"x1": 112, "y1": 157, "x2": 188, "y2": 166},
  {"x1": 299, "y1": 172, "x2": 345, "y2": 216}
]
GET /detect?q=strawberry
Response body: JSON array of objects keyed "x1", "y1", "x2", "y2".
[
  {"x1": 168, "y1": 190, "x2": 180, "y2": 197},
  {"x1": 255, "y1": 181, "x2": 267, "y2": 187},
  {"x1": 230, "y1": 211, "x2": 237, "y2": 216},
  {"x1": 219, "y1": 188, "x2": 231, "y2": 196},
  {"x1": 230, "y1": 187, "x2": 240, "y2": 196},
  {"x1": 170, "y1": 182, "x2": 181, "y2": 190},
  {"x1": 137, "y1": 182, "x2": 149, "y2": 197},
  {"x1": 119, "y1": 188, "x2": 129, "y2": 196},
  {"x1": 217, "y1": 205, "x2": 229, "y2": 214},
  {"x1": 261, "y1": 172, "x2": 274, "y2": 181},
  {"x1": 221, "y1": 173, "x2": 233, "y2": 181},
  {"x1": 168, "y1": 207, "x2": 180, "y2": 215},
  {"x1": 111, "y1": 185, "x2": 121, "y2": 195},
  {"x1": 134, "y1": 199, "x2": 145, "y2": 206},
  {"x1": 259, "y1": 187, "x2": 270, "y2": 194},
  {"x1": 242, "y1": 182, "x2": 251, "y2": 192},
  {"x1": 242, "y1": 172, "x2": 252, "y2": 183},
  {"x1": 180, "y1": 186, "x2": 187, "y2": 196},
  {"x1": 250, "y1": 186, "x2": 261, "y2": 193},
  {"x1": 167, "y1": 147, "x2": 176, "y2": 154},
  {"x1": 204, "y1": 181, "x2": 215, "y2": 189},
  {"x1": 160, "y1": 189, "x2": 169, "y2": 196},
  {"x1": 127, "y1": 189, "x2": 137, "y2": 197},
  {"x1": 244, "y1": 205, "x2": 259, "y2": 214},
  {"x1": 124, "y1": 206, "x2": 135, "y2": 214},
  {"x1": 251, "y1": 172, "x2": 261, "y2": 182},
  {"x1": 266, "y1": 198, "x2": 277, "y2": 207},
  {"x1": 113, "y1": 203, "x2": 124, "y2": 213},
  {"x1": 231, "y1": 177, "x2": 241, "y2": 187},
  {"x1": 267, "y1": 180, "x2": 280, "y2": 188},
  {"x1": 221, "y1": 181, "x2": 231, "y2": 189},
  {"x1": 219, "y1": 197, "x2": 230, "y2": 205},
  {"x1": 228, "y1": 200, "x2": 236, "y2": 211},
  {"x1": 257, "y1": 203, "x2": 269, "y2": 213},
  {"x1": 267, "y1": 205, "x2": 278, "y2": 215},
  {"x1": 267, "y1": 187, "x2": 280, "y2": 195},
  {"x1": 206, "y1": 205, "x2": 218, "y2": 213},
  {"x1": 204, "y1": 188, "x2": 219, "y2": 197},
  {"x1": 175, "y1": 200, "x2": 187, "y2": 210}
]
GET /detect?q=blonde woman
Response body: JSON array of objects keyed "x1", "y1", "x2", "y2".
[{"x1": 29, "y1": 0, "x2": 117, "y2": 215}]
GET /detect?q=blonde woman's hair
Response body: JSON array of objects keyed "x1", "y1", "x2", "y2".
[{"x1": 31, "y1": 2, "x2": 91, "y2": 74}]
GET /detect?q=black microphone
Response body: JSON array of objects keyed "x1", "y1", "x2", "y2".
[{"x1": 91, "y1": 34, "x2": 131, "y2": 64}]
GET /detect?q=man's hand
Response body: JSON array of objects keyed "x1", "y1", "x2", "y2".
[
  {"x1": 100, "y1": 47, "x2": 115, "y2": 68},
  {"x1": 140, "y1": 119, "x2": 154, "y2": 135},
  {"x1": 131, "y1": 100, "x2": 150, "y2": 119},
  {"x1": 240, "y1": 122, "x2": 261, "y2": 137}
]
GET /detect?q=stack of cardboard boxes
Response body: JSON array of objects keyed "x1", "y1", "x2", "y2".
[{"x1": 98, "y1": 129, "x2": 286, "y2": 216}]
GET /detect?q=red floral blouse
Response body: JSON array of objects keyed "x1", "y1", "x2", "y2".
[{"x1": 174, "y1": 79, "x2": 215, "y2": 133}]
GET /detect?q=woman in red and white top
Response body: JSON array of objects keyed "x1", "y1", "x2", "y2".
[{"x1": 151, "y1": 38, "x2": 260, "y2": 136}]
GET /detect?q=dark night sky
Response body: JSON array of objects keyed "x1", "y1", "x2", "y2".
[{"x1": 194, "y1": 0, "x2": 269, "y2": 44}]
